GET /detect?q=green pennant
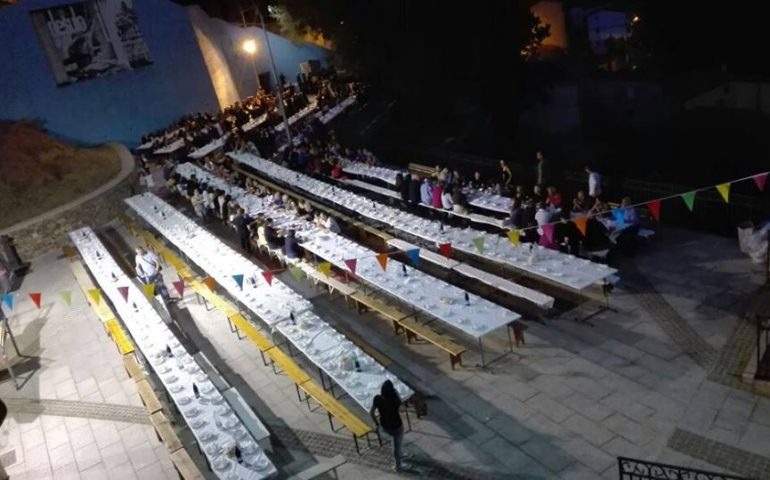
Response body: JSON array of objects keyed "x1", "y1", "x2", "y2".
[
  {"x1": 60, "y1": 290, "x2": 72, "y2": 306},
  {"x1": 288, "y1": 265, "x2": 305, "y2": 282},
  {"x1": 681, "y1": 191, "x2": 696, "y2": 212},
  {"x1": 473, "y1": 237, "x2": 485, "y2": 254}
]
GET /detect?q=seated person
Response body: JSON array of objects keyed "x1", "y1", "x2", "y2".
[
  {"x1": 283, "y1": 229, "x2": 303, "y2": 259},
  {"x1": 534, "y1": 201, "x2": 551, "y2": 227},
  {"x1": 265, "y1": 220, "x2": 284, "y2": 249},
  {"x1": 507, "y1": 198, "x2": 525, "y2": 230},
  {"x1": 546, "y1": 186, "x2": 562, "y2": 209},
  {"x1": 468, "y1": 171, "x2": 485, "y2": 190},
  {"x1": 324, "y1": 214, "x2": 341, "y2": 234},
  {"x1": 331, "y1": 160, "x2": 343, "y2": 178},
  {"x1": 532, "y1": 184, "x2": 545, "y2": 204},
  {"x1": 420, "y1": 178, "x2": 433, "y2": 205},
  {"x1": 572, "y1": 190, "x2": 588, "y2": 214},
  {"x1": 441, "y1": 185, "x2": 454, "y2": 210},
  {"x1": 452, "y1": 189, "x2": 469, "y2": 214},
  {"x1": 588, "y1": 197, "x2": 609, "y2": 216},
  {"x1": 620, "y1": 196, "x2": 638, "y2": 226}
]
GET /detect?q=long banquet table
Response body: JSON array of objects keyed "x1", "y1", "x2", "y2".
[
  {"x1": 189, "y1": 134, "x2": 229, "y2": 159},
  {"x1": 229, "y1": 153, "x2": 617, "y2": 290},
  {"x1": 154, "y1": 138, "x2": 186, "y2": 155},
  {"x1": 70, "y1": 227, "x2": 276, "y2": 479},
  {"x1": 338, "y1": 160, "x2": 404, "y2": 186},
  {"x1": 125, "y1": 193, "x2": 413, "y2": 409}
]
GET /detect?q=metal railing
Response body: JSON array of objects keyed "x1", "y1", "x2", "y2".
[{"x1": 617, "y1": 457, "x2": 754, "y2": 480}]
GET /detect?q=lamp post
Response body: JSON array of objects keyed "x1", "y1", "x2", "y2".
[{"x1": 241, "y1": 13, "x2": 292, "y2": 146}]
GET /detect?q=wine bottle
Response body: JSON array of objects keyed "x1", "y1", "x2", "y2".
[
  {"x1": 464, "y1": 292, "x2": 470, "y2": 306},
  {"x1": 234, "y1": 444, "x2": 243, "y2": 463},
  {"x1": 354, "y1": 357, "x2": 361, "y2": 372},
  {"x1": 165, "y1": 345, "x2": 173, "y2": 357},
  {"x1": 192, "y1": 383, "x2": 199, "y2": 398},
  {"x1": 401, "y1": 264, "x2": 407, "y2": 276},
  {"x1": 290, "y1": 311, "x2": 296, "y2": 325},
  {"x1": 133, "y1": 302, "x2": 138, "y2": 312}
]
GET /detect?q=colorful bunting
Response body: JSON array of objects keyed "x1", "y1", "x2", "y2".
[
  {"x1": 288, "y1": 265, "x2": 305, "y2": 282},
  {"x1": 376, "y1": 253, "x2": 389, "y2": 271},
  {"x1": 2, "y1": 293, "x2": 13, "y2": 310},
  {"x1": 28, "y1": 293, "x2": 42, "y2": 309},
  {"x1": 343, "y1": 258, "x2": 357, "y2": 275},
  {"x1": 716, "y1": 182, "x2": 731, "y2": 203},
  {"x1": 753, "y1": 173, "x2": 768, "y2": 192},
  {"x1": 612, "y1": 208, "x2": 626, "y2": 228},
  {"x1": 60, "y1": 290, "x2": 72, "y2": 307},
  {"x1": 507, "y1": 230, "x2": 520, "y2": 246},
  {"x1": 318, "y1": 262, "x2": 333, "y2": 277},
  {"x1": 648, "y1": 200, "x2": 661, "y2": 222},
  {"x1": 473, "y1": 237, "x2": 485, "y2": 254},
  {"x1": 202, "y1": 277, "x2": 216, "y2": 291},
  {"x1": 172, "y1": 280, "x2": 185, "y2": 297},
  {"x1": 232, "y1": 274, "x2": 244, "y2": 290},
  {"x1": 261, "y1": 271, "x2": 273, "y2": 286},
  {"x1": 406, "y1": 249, "x2": 420, "y2": 266},
  {"x1": 681, "y1": 191, "x2": 696, "y2": 212},
  {"x1": 573, "y1": 217, "x2": 588, "y2": 236},
  {"x1": 143, "y1": 283, "x2": 156, "y2": 300},
  {"x1": 88, "y1": 288, "x2": 101, "y2": 305},
  {"x1": 118, "y1": 286, "x2": 130, "y2": 302},
  {"x1": 439, "y1": 243, "x2": 453, "y2": 258}
]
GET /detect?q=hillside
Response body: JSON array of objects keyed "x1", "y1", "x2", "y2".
[{"x1": 0, "y1": 122, "x2": 122, "y2": 230}]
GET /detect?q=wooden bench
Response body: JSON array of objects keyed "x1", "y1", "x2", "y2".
[
  {"x1": 122, "y1": 354, "x2": 144, "y2": 381},
  {"x1": 150, "y1": 411, "x2": 183, "y2": 452},
  {"x1": 295, "y1": 380, "x2": 377, "y2": 453},
  {"x1": 229, "y1": 313, "x2": 276, "y2": 366},
  {"x1": 286, "y1": 454, "x2": 347, "y2": 480},
  {"x1": 349, "y1": 291, "x2": 408, "y2": 323},
  {"x1": 266, "y1": 346, "x2": 312, "y2": 385},
  {"x1": 105, "y1": 318, "x2": 135, "y2": 355},
  {"x1": 408, "y1": 162, "x2": 435, "y2": 178},
  {"x1": 399, "y1": 318, "x2": 466, "y2": 370},
  {"x1": 169, "y1": 448, "x2": 205, "y2": 480},
  {"x1": 136, "y1": 379, "x2": 163, "y2": 415},
  {"x1": 301, "y1": 263, "x2": 358, "y2": 305}
]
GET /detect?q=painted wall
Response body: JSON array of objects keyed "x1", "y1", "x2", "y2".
[
  {"x1": 187, "y1": 5, "x2": 329, "y2": 110},
  {"x1": 0, "y1": 0, "x2": 219, "y2": 147}
]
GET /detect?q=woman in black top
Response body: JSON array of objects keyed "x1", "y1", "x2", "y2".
[{"x1": 370, "y1": 380, "x2": 405, "y2": 472}]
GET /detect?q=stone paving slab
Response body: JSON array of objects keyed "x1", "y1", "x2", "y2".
[{"x1": 668, "y1": 428, "x2": 770, "y2": 479}]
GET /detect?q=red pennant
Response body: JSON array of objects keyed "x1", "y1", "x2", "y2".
[
  {"x1": 573, "y1": 217, "x2": 587, "y2": 236},
  {"x1": 117, "y1": 286, "x2": 130, "y2": 302},
  {"x1": 375, "y1": 253, "x2": 389, "y2": 272},
  {"x1": 261, "y1": 271, "x2": 273, "y2": 286},
  {"x1": 439, "y1": 243, "x2": 453, "y2": 258},
  {"x1": 172, "y1": 280, "x2": 185, "y2": 297},
  {"x1": 344, "y1": 258, "x2": 357, "y2": 275},
  {"x1": 29, "y1": 292, "x2": 41, "y2": 309},
  {"x1": 753, "y1": 173, "x2": 768, "y2": 192},
  {"x1": 202, "y1": 277, "x2": 216, "y2": 291},
  {"x1": 648, "y1": 199, "x2": 661, "y2": 221}
]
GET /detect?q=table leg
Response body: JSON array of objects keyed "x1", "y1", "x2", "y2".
[
  {"x1": 507, "y1": 324, "x2": 514, "y2": 353},
  {"x1": 479, "y1": 338, "x2": 486, "y2": 367}
]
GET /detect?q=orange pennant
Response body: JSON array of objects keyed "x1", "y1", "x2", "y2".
[
  {"x1": 202, "y1": 277, "x2": 216, "y2": 291},
  {"x1": 573, "y1": 217, "x2": 588, "y2": 236},
  {"x1": 376, "y1": 253, "x2": 389, "y2": 271}
]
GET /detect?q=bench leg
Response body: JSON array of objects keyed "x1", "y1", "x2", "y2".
[
  {"x1": 227, "y1": 317, "x2": 236, "y2": 333},
  {"x1": 259, "y1": 349, "x2": 269, "y2": 367},
  {"x1": 404, "y1": 404, "x2": 412, "y2": 431},
  {"x1": 405, "y1": 329, "x2": 417, "y2": 344},
  {"x1": 449, "y1": 352, "x2": 463, "y2": 370},
  {"x1": 327, "y1": 412, "x2": 335, "y2": 431},
  {"x1": 353, "y1": 434, "x2": 361, "y2": 454},
  {"x1": 392, "y1": 319, "x2": 403, "y2": 335}
]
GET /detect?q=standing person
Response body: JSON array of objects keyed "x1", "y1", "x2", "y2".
[
  {"x1": 586, "y1": 166, "x2": 602, "y2": 198},
  {"x1": 499, "y1": 160, "x2": 513, "y2": 194},
  {"x1": 535, "y1": 151, "x2": 548, "y2": 186},
  {"x1": 420, "y1": 177, "x2": 433, "y2": 205},
  {"x1": 134, "y1": 247, "x2": 171, "y2": 302},
  {"x1": 408, "y1": 174, "x2": 421, "y2": 206},
  {"x1": 370, "y1": 380, "x2": 407, "y2": 472},
  {"x1": 232, "y1": 208, "x2": 251, "y2": 253}
]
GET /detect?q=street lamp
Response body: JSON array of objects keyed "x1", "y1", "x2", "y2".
[{"x1": 240, "y1": 13, "x2": 292, "y2": 146}]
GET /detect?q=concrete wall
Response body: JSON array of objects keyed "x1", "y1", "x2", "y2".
[
  {"x1": 187, "y1": 5, "x2": 329, "y2": 110},
  {"x1": 0, "y1": 0, "x2": 219, "y2": 147},
  {"x1": 686, "y1": 81, "x2": 770, "y2": 114}
]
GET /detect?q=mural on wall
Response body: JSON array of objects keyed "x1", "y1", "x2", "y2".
[{"x1": 30, "y1": 0, "x2": 152, "y2": 86}]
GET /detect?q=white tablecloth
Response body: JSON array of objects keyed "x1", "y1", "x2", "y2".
[
  {"x1": 275, "y1": 101, "x2": 318, "y2": 132},
  {"x1": 241, "y1": 113, "x2": 269, "y2": 133},
  {"x1": 465, "y1": 190, "x2": 513, "y2": 215},
  {"x1": 319, "y1": 96, "x2": 356, "y2": 124},
  {"x1": 154, "y1": 138, "x2": 185, "y2": 155},
  {"x1": 229, "y1": 153, "x2": 617, "y2": 290},
  {"x1": 341, "y1": 178, "x2": 401, "y2": 199},
  {"x1": 189, "y1": 135, "x2": 229, "y2": 159},
  {"x1": 338, "y1": 160, "x2": 404, "y2": 186},
  {"x1": 124, "y1": 193, "x2": 413, "y2": 410},
  {"x1": 70, "y1": 228, "x2": 276, "y2": 479}
]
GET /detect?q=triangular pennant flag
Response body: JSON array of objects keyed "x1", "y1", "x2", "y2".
[
  {"x1": 318, "y1": 262, "x2": 333, "y2": 277},
  {"x1": 406, "y1": 249, "x2": 420, "y2": 266},
  {"x1": 612, "y1": 208, "x2": 625, "y2": 228},
  {"x1": 60, "y1": 290, "x2": 72, "y2": 307},
  {"x1": 648, "y1": 200, "x2": 661, "y2": 222},
  {"x1": 681, "y1": 191, "x2": 696, "y2": 211},
  {"x1": 143, "y1": 283, "x2": 156, "y2": 300},
  {"x1": 88, "y1": 288, "x2": 101, "y2": 306},
  {"x1": 117, "y1": 286, "x2": 130, "y2": 302},
  {"x1": 573, "y1": 217, "x2": 588, "y2": 236},
  {"x1": 541, "y1": 224, "x2": 555, "y2": 245},
  {"x1": 29, "y1": 293, "x2": 42, "y2": 309},
  {"x1": 172, "y1": 280, "x2": 185, "y2": 297},
  {"x1": 473, "y1": 237, "x2": 485, "y2": 254},
  {"x1": 439, "y1": 243, "x2": 453, "y2": 258},
  {"x1": 202, "y1": 277, "x2": 216, "y2": 291},
  {"x1": 343, "y1": 258, "x2": 357, "y2": 276},
  {"x1": 2, "y1": 293, "x2": 13, "y2": 310},
  {"x1": 716, "y1": 182, "x2": 731, "y2": 203},
  {"x1": 507, "y1": 230, "x2": 520, "y2": 246},
  {"x1": 376, "y1": 253, "x2": 389, "y2": 272},
  {"x1": 753, "y1": 173, "x2": 768, "y2": 192},
  {"x1": 232, "y1": 274, "x2": 244, "y2": 290},
  {"x1": 288, "y1": 265, "x2": 305, "y2": 282},
  {"x1": 261, "y1": 271, "x2": 273, "y2": 286}
]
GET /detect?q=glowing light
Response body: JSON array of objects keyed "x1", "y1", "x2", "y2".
[{"x1": 242, "y1": 39, "x2": 257, "y2": 54}]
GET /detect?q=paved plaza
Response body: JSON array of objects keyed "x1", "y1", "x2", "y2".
[{"x1": 2, "y1": 222, "x2": 770, "y2": 479}]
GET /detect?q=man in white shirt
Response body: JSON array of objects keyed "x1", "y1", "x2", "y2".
[
  {"x1": 135, "y1": 247, "x2": 170, "y2": 302},
  {"x1": 586, "y1": 166, "x2": 602, "y2": 198}
]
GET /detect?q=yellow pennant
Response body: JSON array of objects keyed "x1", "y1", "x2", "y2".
[
  {"x1": 716, "y1": 182, "x2": 731, "y2": 203},
  {"x1": 87, "y1": 288, "x2": 101, "y2": 305},
  {"x1": 318, "y1": 262, "x2": 332, "y2": 277},
  {"x1": 507, "y1": 230, "x2": 520, "y2": 246},
  {"x1": 143, "y1": 283, "x2": 156, "y2": 300}
]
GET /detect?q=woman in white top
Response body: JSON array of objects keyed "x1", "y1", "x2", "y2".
[
  {"x1": 441, "y1": 187, "x2": 454, "y2": 210},
  {"x1": 534, "y1": 202, "x2": 551, "y2": 230},
  {"x1": 586, "y1": 166, "x2": 602, "y2": 198}
]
